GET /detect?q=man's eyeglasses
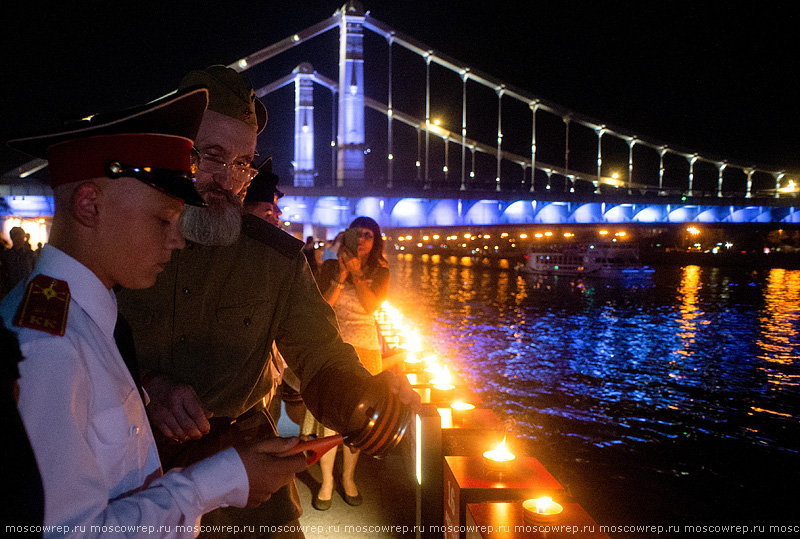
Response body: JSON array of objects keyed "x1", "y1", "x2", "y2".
[{"x1": 191, "y1": 147, "x2": 259, "y2": 186}]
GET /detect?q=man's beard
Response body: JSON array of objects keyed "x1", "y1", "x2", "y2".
[{"x1": 179, "y1": 190, "x2": 243, "y2": 246}]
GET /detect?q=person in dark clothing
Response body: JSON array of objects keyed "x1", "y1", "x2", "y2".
[
  {"x1": 301, "y1": 236, "x2": 318, "y2": 278},
  {"x1": 0, "y1": 315, "x2": 44, "y2": 536}
]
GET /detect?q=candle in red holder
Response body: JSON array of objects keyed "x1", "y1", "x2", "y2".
[
  {"x1": 482, "y1": 436, "x2": 515, "y2": 473},
  {"x1": 450, "y1": 401, "x2": 475, "y2": 425},
  {"x1": 522, "y1": 497, "x2": 564, "y2": 523}
]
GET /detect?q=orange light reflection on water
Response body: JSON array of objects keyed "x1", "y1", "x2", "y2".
[
  {"x1": 673, "y1": 266, "x2": 702, "y2": 376},
  {"x1": 756, "y1": 269, "x2": 800, "y2": 391}
]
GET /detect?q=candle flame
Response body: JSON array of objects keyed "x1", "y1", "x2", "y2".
[
  {"x1": 431, "y1": 364, "x2": 451, "y2": 385},
  {"x1": 536, "y1": 497, "x2": 552, "y2": 514},
  {"x1": 401, "y1": 329, "x2": 423, "y2": 353},
  {"x1": 405, "y1": 352, "x2": 421, "y2": 364},
  {"x1": 484, "y1": 435, "x2": 515, "y2": 462},
  {"x1": 422, "y1": 353, "x2": 438, "y2": 366},
  {"x1": 451, "y1": 401, "x2": 474, "y2": 411}
]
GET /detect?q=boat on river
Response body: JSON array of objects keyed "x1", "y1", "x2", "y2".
[{"x1": 525, "y1": 242, "x2": 655, "y2": 277}]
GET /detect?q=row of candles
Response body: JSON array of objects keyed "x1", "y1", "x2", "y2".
[{"x1": 376, "y1": 302, "x2": 564, "y2": 522}]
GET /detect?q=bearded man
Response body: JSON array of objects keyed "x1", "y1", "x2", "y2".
[{"x1": 117, "y1": 66, "x2": 418, "y2": 539}]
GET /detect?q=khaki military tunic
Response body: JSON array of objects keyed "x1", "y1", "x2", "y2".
[{"x1": 118, "y1": 214, "x2": 373, "y2": 534}]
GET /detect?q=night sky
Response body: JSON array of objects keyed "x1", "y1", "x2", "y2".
[{"x1": 2, "y1": 1, "x2": 798, "y2": 176}]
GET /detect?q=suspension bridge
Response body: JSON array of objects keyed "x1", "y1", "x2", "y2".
[{"x1": 2, "y1": 1, "x2": 799, "y2": 237}]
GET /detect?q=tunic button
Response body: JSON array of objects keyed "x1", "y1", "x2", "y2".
[
  {"x1": 243, "y1": 318, "x2": 252, "y2": 327},
  {"x1": 129, "y1": 425, "x2": 140, "y2": 436},
  {"x1": 183, "y1": 287, "x2": 190, "y2": 295},
  {"x1": 178, "y1": 335, "x2": 187, "y2": 343}
]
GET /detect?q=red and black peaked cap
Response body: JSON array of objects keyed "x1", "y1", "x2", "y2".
[{"x1": 8, "y1": 86, "x2": 210, "y2": 207}]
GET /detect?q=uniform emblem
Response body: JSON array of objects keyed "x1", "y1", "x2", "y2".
[{"x1": 13, "y1": 274, "x2": 71, "y2": 336}]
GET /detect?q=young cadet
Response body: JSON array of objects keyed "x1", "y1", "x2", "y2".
[{"x1": 0, "y1": 87, "x2": 307, "y2": 537}]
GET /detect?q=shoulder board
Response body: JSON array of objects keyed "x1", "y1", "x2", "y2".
[
  {"x1": 13, "y1": 274, "x2": 71, "y2": 336},
  {"x1": 241, "y1": 213, "x2": 304, "y2": 259}
]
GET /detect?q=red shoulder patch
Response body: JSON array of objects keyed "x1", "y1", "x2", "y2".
[{"x1": 13, "y1": 274, "x2": 71, "y2": 336}]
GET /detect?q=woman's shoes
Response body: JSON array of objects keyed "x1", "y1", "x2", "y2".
[
  {"x1": 343, "y1": 492, "x2": 363, "y2": 506},
  {"x1": 312, "y1": 493, "x2": 332, "y2": 511},
  {"x1": 312, "y1": 485, "x2": 362, "y2": 509}
]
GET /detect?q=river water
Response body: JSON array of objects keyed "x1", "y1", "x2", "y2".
[{"x1": 386, "y1": 255, "x2": 800, "y2": 535}]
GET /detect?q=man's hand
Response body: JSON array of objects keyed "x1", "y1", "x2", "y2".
[
  {"x1": 379, "y1": 370, "x2": 421, "y2": 413},
  {"x1": 235, "y1": 437, "x2": 308, "y2": 507},
  {"x1": 143, "y1": 373, "x2": 212, "y2": 442}
]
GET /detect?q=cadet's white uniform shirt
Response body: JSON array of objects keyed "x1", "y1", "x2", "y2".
[{"x1": 0, "y1": 246, "x2": 249, "y2": 538}]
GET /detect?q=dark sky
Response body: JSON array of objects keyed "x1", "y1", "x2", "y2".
[{"x1": 2, "y1": 1, "x2": 798, "y2": 175}]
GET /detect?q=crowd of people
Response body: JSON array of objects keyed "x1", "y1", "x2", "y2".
[{"x1": 1, "y1": 66, "x2": 416, "y2": 538}]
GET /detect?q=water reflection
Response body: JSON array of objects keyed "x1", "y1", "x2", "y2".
[{"x1": 387, "y1": 255, "x2": 800, "y2": 527}]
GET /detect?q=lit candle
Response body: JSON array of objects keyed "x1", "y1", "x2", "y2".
[
  {"x1": 450, "y1": 401, "x2": 475, "y2": 425},
  {"x1": 430, "y1": 383, "x2": 455, "y2": 403},
  {"x1": 430, "y1": 365, "x2": 455, "y2": 403},
  {"x1": 522, "y1": 497, "x2": 564, "y2": 523},
  {"x1": 482, "y1": 436, "x2": 515, "y2": 473},
  {"x1": 400, "y1": 328, "x2": 423, "y2": 353},
  {"x1": 403, "y1": 352, "x2": 424, "y2": 373},
  {"x1": 423, "y1": 360, "x2": 442, "y2": 383}
]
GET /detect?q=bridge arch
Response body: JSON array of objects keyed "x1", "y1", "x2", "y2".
[
  {"x1": 464, "y1": 200, "x2": 501, "y2": 225},
  {"x1": 632, "y1": 205, "x2": 667, "y2": 223},
  {"x1": 390, "y1": 198, "x2": 429, "y2": 227},
  {"x1": 428, "y1": 199, "x2": 461, "y2": 226},
  {"x1": 696, "y1": 206, "x2": 729, "y2": 223},
  {"x1": 501, "y1": 200, "x2": 536, "y2": 224},
  {"x1": 354, "y1": 197, "x2": 386, "y2": 224},
  {"x1": 535, "y1": 202, "x2": 569, "y2": 224},
  {"x1": 782, "y1": 208, "x2": 800, "y2": 223},
  {"x1": 571, "y1": 203, "x2": 604, "y2": 223},
  {"x1": 667, "y1": 206, "x2": 700, "y2": 223},
  {"x1": 603, "y1": 204, "x2": 635, "y2": 223}
]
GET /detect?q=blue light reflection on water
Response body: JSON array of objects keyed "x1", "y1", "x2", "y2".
[{"x1": 387, "y1": 255, "x2": 800, "y2": 526}]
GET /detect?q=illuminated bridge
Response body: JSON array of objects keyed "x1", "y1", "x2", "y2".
[{"x1": 2, "y1": 1, "x2": 799, "y2": 242}]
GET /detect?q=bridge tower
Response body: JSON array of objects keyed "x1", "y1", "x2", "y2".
[
  {"x1": 293, "y1": 63, "x2": 315, "y2": 187},
  {"x1": 336, "y1": 1, "x2": 366, "y2": 187}
]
